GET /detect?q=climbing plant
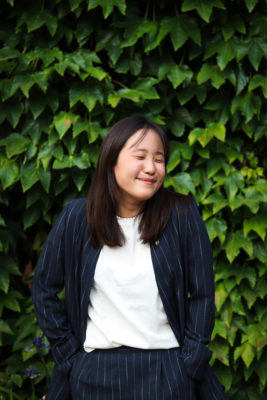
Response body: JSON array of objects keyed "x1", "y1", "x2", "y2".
[{"x1": 0, "y1": 0, "x2": 266, "y2": 398}]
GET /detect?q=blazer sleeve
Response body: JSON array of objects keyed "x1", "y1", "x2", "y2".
[
  {"x1": 181, "y1": 199, "x2": 215, "y2": 381},
  {"x1": 31, "y1": 204, "x2": 82, "y2": 375}
]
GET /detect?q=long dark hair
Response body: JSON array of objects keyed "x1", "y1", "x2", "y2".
[{"x1": 87, "y1": 115, "x2": 177, "y2": 247}]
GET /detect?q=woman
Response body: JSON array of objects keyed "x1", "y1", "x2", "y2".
[{"x1": 32, "y1": 115, "x2": 226, "y2": 399}]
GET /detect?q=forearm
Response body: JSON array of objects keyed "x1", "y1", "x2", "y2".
[{"x1": 181, "y1": 200, "x2": 215, "y2": 379}]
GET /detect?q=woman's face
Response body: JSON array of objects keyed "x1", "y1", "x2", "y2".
[{"x1": 114, "y1": 129, "x2": 166, "y2": 216}]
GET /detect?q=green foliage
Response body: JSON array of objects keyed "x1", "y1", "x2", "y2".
[{"x1": 0, "y1": 0, "x2": 266, "y2": 398}]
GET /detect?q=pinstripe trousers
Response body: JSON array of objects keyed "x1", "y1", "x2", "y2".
[{"x1": 69, "y1": 347, "x2": 197, "y2": 400}]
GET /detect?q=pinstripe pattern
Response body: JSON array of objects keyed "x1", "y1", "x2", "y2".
[
  {"x1": 32, "y1": 197, "x2": 227, "y2": 400},
  {"x1": 69, "y1": 347, "x2": 198, "y2": 400}
]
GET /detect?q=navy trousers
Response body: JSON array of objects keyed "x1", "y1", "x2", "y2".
[{"x1": 69, "y1": 347, "x2": 197, "y2": 400}]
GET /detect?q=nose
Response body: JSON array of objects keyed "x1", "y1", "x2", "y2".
[{"x1": 144, "y1": 157, "x2": 156, "y2": 174}]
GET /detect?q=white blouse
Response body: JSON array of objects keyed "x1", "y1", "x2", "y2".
[{"x1": 83, "y1": 215, "x2": 179, "y2": 352}]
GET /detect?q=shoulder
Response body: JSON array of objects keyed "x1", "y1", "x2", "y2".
[
  {"x1": 52, "y1": 198, "x2": 86, "y2": 232},
  {"x1": 165, "y1": 191, "x2": 207, "y2": 234},
  {"x1": 64, "y1": 198, "x2": 87, "y2": 216},
  {"x1": 164, "y1": 190, "x2": 194, "y2": 218},
  {"x1": 45, "y1": 199, "x2": 87, "y2": 245},
  {"x1": 62, "y1": 198, "x2": 87, "y2": 228}
]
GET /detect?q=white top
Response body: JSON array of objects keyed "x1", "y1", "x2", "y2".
[{"x1": 83, "y1": 215, "x2": 179, "y2": 352}]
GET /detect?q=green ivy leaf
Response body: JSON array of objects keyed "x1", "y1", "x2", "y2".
[
  {"x1": 145, "y1": 17, "x2": 172, "y2": 52},
  {"x1": 170, "y1": 15, "x2": 201, "y2": 50},
  {"x1": 164, "y1": 173, "x2": 196, "y2": 195},
  {"x1": 215, "y1": 282, "x2": 228, "y2": 311},
  {"x1": 248, "y1": 74, "x2": 267, "y2": 98},
  {"x1": 0, "y1": 255, "x2": 20, "y2": 294},
  {"x1": 69, "y1": 0, "x2": 83, "y2": 12},
  {"x1": 0, "y1": 159, "x2": 19, "y2": 189},
  {"x1": 231, "y1": 92, "x2": 261, "y2": 122},
  {"x1": 244, "y1": 0, "x2": 259, "y2": 13},
  {"x1": 248, "y1": 37, "x2": 267, "y2": 71},
  {"x1": 25, "y1": 10, "x2": 46, "y2": 32},
  {"x1": 253, "y1": 242, "x2": 267, "y2": 264},
  {"x1": 121, "y1": 18, "x2": 145, "y2": 48},
  {"x1": 197, "y1": 64, "x2": 225, "y2": 89},
  {"x1": 235, "y1": 267, "x2": 257, "y2": 288},
  {"x1": 20, "y1": 164, "x2": 39, "y2": 192},
  {"x1": 240, "y1": 286, "x2": 257, "y2": 309},
  {"x1": 236, "y1": 68, "x2": 249, "y2": 95},
  {"x1": 217, "y1": 40, "x2": 235, "y2": 70},
  {"x1": 72, "y1": 170, "x2": 88, "y2": 191},
  {"x1": 206, "y1": 156, "x2": 229, "y2": 179},
  {"x1": 182, "y1": 0, "x2": 225, "y2": 23},
  {"x1": 229, "y1": 288, "x2": 246, "y2": 316},
  {"x1": 0, "y1": 101, "x2": 24, "y2": 128},
  {"x1": 167, "y1": 141, "x2": 181, "y2": 173},
  {"x1": 23, "y1": 206, "x2": 41, "y2": 230},
  {"x1": 73, "y1": 118, "x2": 89, "y2": 138},
  {"x1": 29, "y1": 94, "x2": 47, "y2": 120},
  {"x1": 53, "y1": 112, "x2": 79, "y2": 139},
  {"x1": 210, "y1": 341, "x2": 229, "y2": 366},
  {"x1": 240, "y1": 342, "x2": 255, "y2": 368},
  {"x1": 0, "y1": 48, "x2": 20, "y2": 61},
  {"x1": 212, "y1": 319, "x2": 227, "y2": 340},
  {"x1": 167, "y1": 65, "x2": 193, "y2": 89},
  {"x1": 69, "y1": 82, "x2": 103, "y2": 112},
  {"x1": 52, "y1": 155, "x2": 73, "y2": 169},
  {"x1": 207, "y1": 122, "x2": 226, "y2": 142},
  {"x1": 169, "y1": 17, "x2": 188, "y2": 50},
  {"x1": 132, "y1": 78, "x2": 159, "y2": 100},
  {"x1": 206, "y1": 217, "x2": 227, "y2": 245},
  {"x1": 45, "y1": 10, "x2": 58, "y2": 36},
  {"x1": 0, "y1": 319, "x2": 13, "y2": 334},
  {"x1": 255, "y1": 359, "x2": 267, "y2": 387},
  {"x1": 14, "y1": 74, "x2": 35, "y2": 98},
  {"x1": 224, "y1": 171, "x2": 244, "y2": 200},
  {"x1": 188, "y1": 123, "x2": 225, "y2": 148},
  {"x1": 242, "y1": 184, "x2": 267, "y2": 214},
  {"x1": 72, "y1": 153, "x2": 89, "y2": 169},
  {"x1": 22, "y1": 345, "x2": 37, "y2": 361},
  {"x1": 0, "y1": 133, "x2": 31, "y2": 158},
  {"x1": 225, "y1": 231, "x2": 253, "y2": 263},
  {"x1": 213, "y1": 364, "x2": 232, "y2": 391},
  {"x1": 202, "y1": 190, "x2": 228, "y2": 214},
  {"x1": 244, "y1": 215, "x2": 267, "y2": 241},
  {"x1": 108, "y1": 88, "x2": 141, "y2": 108},
  {"x1": 256, "y1": 279, "x2": 267, "y2": 300},
  {"x1": 222, "y1": 13, "x2": 246, "y2": 41},
  {"x1": 38, "y1": 168, "x2": 51, "y2": 192},
  {"x1": 88, "y1": 121, "x2": 101, "y2": 143},
  {"x1": 88, "y1": 0, "x2": 126, "y2": 19}
]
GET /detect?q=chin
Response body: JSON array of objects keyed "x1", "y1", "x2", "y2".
[{"x1": 137, "y1": 191, "x2": 157, "y2": 201}]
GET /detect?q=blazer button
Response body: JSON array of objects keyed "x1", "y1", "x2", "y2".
[{"x1": 155, "y1": 240, "x2": 160, "y2": 246}]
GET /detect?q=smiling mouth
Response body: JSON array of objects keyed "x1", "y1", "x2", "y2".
[{"x1": 137, "y1": 178, "x2": 156, "y2": 185}]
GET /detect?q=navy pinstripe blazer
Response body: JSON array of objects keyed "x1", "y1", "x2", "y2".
[{"x1": 32, "y1": 197, "x2": 226, "y2": 399}]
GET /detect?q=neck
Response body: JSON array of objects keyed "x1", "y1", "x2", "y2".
[{"x1": 117, "y1": 201, "x2": 145, "y2": 218}]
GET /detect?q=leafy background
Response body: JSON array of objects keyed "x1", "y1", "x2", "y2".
[{"x1": 0, "y1": 0, "x2": 266, "y2": 398}]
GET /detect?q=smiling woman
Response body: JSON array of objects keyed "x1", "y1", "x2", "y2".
[
  {"x1": 114, "y1": 129, "x2": 166, "y2": 217},
  {"x1": 86, "y1": 115, "x2": 173, "y2": 247},
  {"x1": 32, "y1": 115, "x2": 227, "y2": 400}
]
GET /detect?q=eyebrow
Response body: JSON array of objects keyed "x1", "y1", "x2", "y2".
[{"x1": 132, "y1": 148, "x2": 165, "y2": 157}]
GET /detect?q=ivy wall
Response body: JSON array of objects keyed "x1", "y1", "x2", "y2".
[{"x1": 0, "y1": 0, "x2": 266, "y2": 398}]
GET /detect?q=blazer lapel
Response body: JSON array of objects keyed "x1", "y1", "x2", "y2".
[{"x1": 80, "y1": 240, "x2": 102, "y2": 342}]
